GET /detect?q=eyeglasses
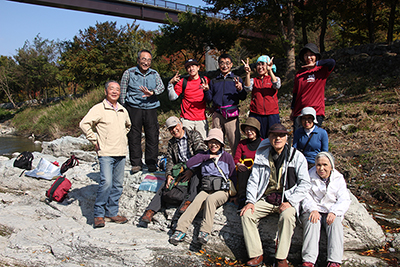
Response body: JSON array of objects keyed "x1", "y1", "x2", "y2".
[
  {"x1": 219, "y1": 61, "x2": 232, "y2": 66},
  {"x1": 270, "y1": 133, "x2": 287, "y2": 138},
  {"x1": 140, "y1": 57, "x2": 152, "y2": 62}
]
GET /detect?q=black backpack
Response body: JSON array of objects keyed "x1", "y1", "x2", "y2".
[
  {"x1": 13, "y1": 151, "x2": 34, "y2": 170},
  {"x1": 60, "y1": 155, "x2": 79, "y2": 174}
]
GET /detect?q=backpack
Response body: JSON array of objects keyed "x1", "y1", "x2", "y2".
[
  {"x1": 161, "y1": 163, "x2": 189, "y2": 205},
  {"x1": 13, "y1": 151, "x2": 34, "y2": 170},
  {"x1": 46, "y1": 176, "x2": 72, "y2": 202},
  {"x1": 60, "y1": 155, "x2": 79, "y2": 174}
]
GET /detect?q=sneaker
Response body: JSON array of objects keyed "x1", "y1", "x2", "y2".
[
  {"x1": 327, "y1": 262, "x2": 341, "y2": 267},
  {"x1": 141, "y1": 210, "x2": 155, "y2": 223},
  {"x1": 169, "y1": 230, "x2": 186, "y2": 246},
  {"x1": 179, "y1": 201, "x2": 191, "y2": 213},
  {"x1": 131, "y1": 166, "x2": 142, "y2": 174},
  {"x1": 198, "y1": 231, "x2": 209, "y2": 245},
  {"x1": 148, "y1": 164, "x2": 157, "y2": 172},
  {"x1": 94, "y1": 217, "x2": 105, "y2": 228},
  {"x1": 105, "y1": 215, "x2": 128, "y2": 224},
  {"x1": 302, "y1": 262, "x2": 314, "y2": 267}
]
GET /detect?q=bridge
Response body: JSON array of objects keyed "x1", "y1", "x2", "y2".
[{"x1": 7, "y1": 0, "x2": 225, "y2": 24}]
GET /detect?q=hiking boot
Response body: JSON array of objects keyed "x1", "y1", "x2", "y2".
[
  {"x1": 179, "y1": 201, "x2": 191, "y2": 213},
  {"x1": 169, "y1": 230, "x2": 186, "y2": 246},
  {"x1": 131, "y1": 166, "x2": 142, "y2": 174},
  {"x1": 246, "y1": 255, "x2": 263, "y2": 266},
  {"x1": 94, "y1": 217, "x2": 105, "y2": 228},
  {"x1": 275, "y1": 258, "x2": 289, "y2": 267},
  {"x1": 327, "y1": 262, "x2": 341, "y2": 267},
  {"x1": 197, "y1": 231, "x2": 209, "y2": 245},
  {"x1": 141, "y1": 210, "x2": 155, "y2": 223},
  {"x1": 148, "y1": 164, "x2": 157, "y2": 172},
  {"x1": 105, "y1": 215, "x2": 128, "y2": 224},
  {"x1": 302, "y1": 262, "x2": 315, "y2": 267}
]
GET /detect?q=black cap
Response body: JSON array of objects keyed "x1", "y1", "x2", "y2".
[
  {"x1": 299, "y1": 43, "x2": 321, "y2": 63},
  {"x1": 184, "y1": 59, "x2": 199, "y2": 69}
]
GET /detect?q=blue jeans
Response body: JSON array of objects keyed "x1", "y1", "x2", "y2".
[{"x1": 94, "y1": 156, "x2": 126, "y2": 217}]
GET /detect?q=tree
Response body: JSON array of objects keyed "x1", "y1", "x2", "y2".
[
  {"x1": 0, "y1": 56, "x2": 18, "y2": 108},
  {"x1": 13, "y1": 34, "x2": 59, "y2": 102},
  {"x1": 386, "y1": 0, "x2": 399, "y2": 43},
  {"x1": 154, "y1": 12, "x2": 238, "y2": 66},
  {"x1": 205, "y1": 0, "x2": 297, "y2": 80},
  {"x1": 59, "y1": 21, "x2": 147, "y2": 92}
]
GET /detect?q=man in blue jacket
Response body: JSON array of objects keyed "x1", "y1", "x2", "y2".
[
  {"x1": 120, "y1": 49, "x2": 165, "y2": 173},
  {"x1": 204, "y1": 54, "x2": 247, "y2": 155}
]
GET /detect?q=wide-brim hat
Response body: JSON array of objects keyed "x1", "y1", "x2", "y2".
[
  {"x1": 165, "y1": 116, "x2": 181, "y2": 128},
  {"x1": 268, "y1": 123, "x2": 289, "y2": 136},
  {"x1": 240, "y1": 117, "x2": 261, "y2": 136},
  {"x1": 204, "y1": 128, "x2": 224, "y2": 147},
  {"x1": 299, "y1": 43, "x2": 321, "y2": 63},
  {"x1": 184, "y1": 59, "x2": 199, "y2": 69},
  {"x1": 297, "y1": 107, "x2": 318, "y2": 125}
]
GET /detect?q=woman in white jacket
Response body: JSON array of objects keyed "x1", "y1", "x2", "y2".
[{"x1": 301, "y1": 152, "x2": 351, "y2": 267}]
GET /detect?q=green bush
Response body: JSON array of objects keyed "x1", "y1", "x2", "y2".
[{"x1": 0, "y1": 108, "x2": 13, "y2": 121}]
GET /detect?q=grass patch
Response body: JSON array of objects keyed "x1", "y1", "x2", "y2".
[
  {"x1": 11, "y1": 88, "x2": 105, "y2": 140},
  {"x1": 0, "y1": 108, "x2": 13, "y2": 121}
]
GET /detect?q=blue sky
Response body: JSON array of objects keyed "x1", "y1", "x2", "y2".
[{"x1": 0, "y1": 0, "x2": 209, "y2": 57}]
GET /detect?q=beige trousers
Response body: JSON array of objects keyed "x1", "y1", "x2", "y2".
[
  {"x1": 212, "y1": 112, "x2": 240, "y2": 155},
  {"x1": 241, "y1": 199, "x2": 296, "y2": 259},
  {"x1": 181, "y1": 117, "x2": 208, "y2": 140},
  {"x1": 176, "y1": 190, "x2": 229, "y2": 234}
]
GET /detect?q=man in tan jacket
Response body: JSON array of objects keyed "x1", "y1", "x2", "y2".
[{"x1": 80, "y1": 81, "x2": 131, "y2": 228}]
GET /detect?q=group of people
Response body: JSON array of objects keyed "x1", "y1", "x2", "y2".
[{"x1": 79, "y1": 43, "x2": 351, "y2": 267}]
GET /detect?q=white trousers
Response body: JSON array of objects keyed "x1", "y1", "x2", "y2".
[{"x1": 301, "y1": 212, "x2": 344, "y2": 264}]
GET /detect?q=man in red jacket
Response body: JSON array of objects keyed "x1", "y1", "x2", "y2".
[{"x1": 167, "y1": 59, "x2": 210, "y2": 139}]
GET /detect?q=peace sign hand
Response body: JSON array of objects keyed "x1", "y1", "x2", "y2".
[
  {"x1": 169, "y1": 71, "x2": 181, "y2": 84},
  {"x1": 200, "y1": 77, "x2": 209, "y2": 91},
  {"x1": 234, "y1": 77, "x2": 243, "y2": 91},
  {"x1": 266, "y1": 57, "x2": 275, "y2": 71},
  {"x1": 241, "y1": 58, "x2": 251, "y2": 74}
]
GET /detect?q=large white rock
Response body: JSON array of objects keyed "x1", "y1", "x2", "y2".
[
  {"x1": 0, "y1": 153, "x2": 389, "y2": 266},
  {"x1": 41, "y1": 135, "x2": 90, "y2": 157}
]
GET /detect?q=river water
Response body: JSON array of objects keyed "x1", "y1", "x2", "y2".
[{"x1": 0, "y1": 136, "x2": 42, "y2": 156}]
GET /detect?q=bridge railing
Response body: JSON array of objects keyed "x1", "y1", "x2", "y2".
[{"x1": 126, "y1": 0, "x2": 227, "y2": 19}]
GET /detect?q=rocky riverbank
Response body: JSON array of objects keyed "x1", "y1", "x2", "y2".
[{"x1": 0, "y1": 136, "x2": 399, "y2": 266}]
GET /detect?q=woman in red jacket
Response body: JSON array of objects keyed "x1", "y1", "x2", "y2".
[{"x1": 242, "y1": 55, "x2": 281, "y2": 139}]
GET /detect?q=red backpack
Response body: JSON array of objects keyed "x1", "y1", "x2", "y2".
[{"x1": 46, "y1": 176, "x2": 71, "y2": 202}]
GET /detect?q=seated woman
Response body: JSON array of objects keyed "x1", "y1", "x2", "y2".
[
  {"x1": 234, "y1": 117, "x2": 262, "y2": 209},
  {"x1": 301, "y1": 152, "x2": 351, "y2": 267},
  {"x1": 169, "y1": 128, "x2": 236, "y2": 246},
  {"x1": 293, "y1": 107, "x2": 329, "y2": 169}
]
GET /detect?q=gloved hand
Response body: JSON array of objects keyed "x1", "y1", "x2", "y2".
[
  {"x1": 180, "y1": 169, "x2": 193, "y2": 182},
  {"x1": 237, "y1": 164, "x2": 248, "y2": 173}
]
